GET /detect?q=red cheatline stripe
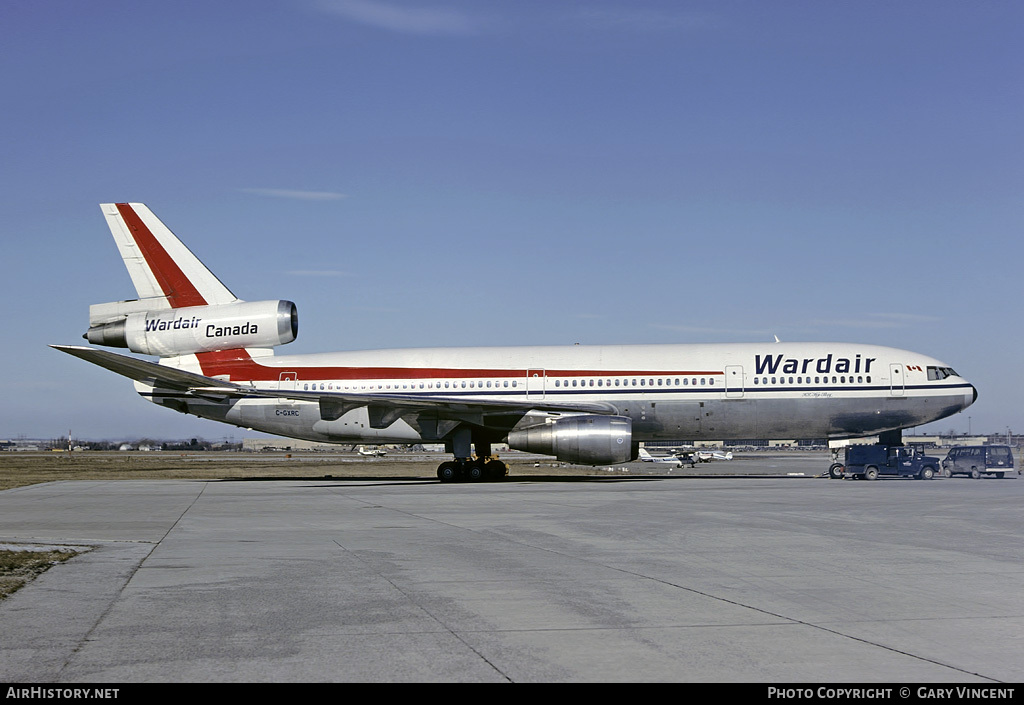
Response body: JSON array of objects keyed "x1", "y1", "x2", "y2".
[
  {"x1": 116, "y1": 203, "x2": 207, "y2": 308},
  {"x1": 195, "y1": 350, "x2": 723, "y2": 382}
]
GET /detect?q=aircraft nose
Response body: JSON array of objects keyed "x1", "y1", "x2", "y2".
[{"x1": 963, "y1": 384, "x2": 978, "y2": 410}]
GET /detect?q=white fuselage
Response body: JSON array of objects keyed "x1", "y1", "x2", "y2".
[{"x1": 145, "y1": 341, "x2": 976, "y2": 446}]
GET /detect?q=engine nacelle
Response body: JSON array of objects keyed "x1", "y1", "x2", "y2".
[
  {"x1": 86, "y1": 300, "x2": 298, "y2": 356},
  {"x1": 506, "y1": 415, "x2": 636, "y2": 465}
]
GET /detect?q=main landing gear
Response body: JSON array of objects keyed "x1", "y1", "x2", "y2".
[
  {"x1": 436, "y1": 427, "x2": 509, "y2": 483},
  {"x1": 436, "y1": 457, "x2": 509, "y2": 483}
]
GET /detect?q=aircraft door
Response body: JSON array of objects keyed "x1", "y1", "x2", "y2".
[
  {"x1": 889, "y1": 364, "x2": 904, "y2": 397},
  {"x1": 725, "y1": 365, "x2": 744, "y2": 398},
  {"x1": 279, "y1": 371, "x2": 297, "y2": 391},
  {"x1": 526, "y1": 369, "x2": 545, "y2": 400}
]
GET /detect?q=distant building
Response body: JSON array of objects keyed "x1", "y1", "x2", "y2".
[{"x1": 1, "y1": 439, "x2": 41, "y2": 451}]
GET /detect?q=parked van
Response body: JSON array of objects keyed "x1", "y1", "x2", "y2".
[
  {"x1": 840, "y1": 444, "x2": 940, "y2": 480},
  {"x1": 941, "y1": 445, "x2": 1016, "y2": 478}
]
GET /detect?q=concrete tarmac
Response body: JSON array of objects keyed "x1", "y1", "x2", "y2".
[{"x1": 1, "y1": 464, "x2": 1022, "y2": 682}]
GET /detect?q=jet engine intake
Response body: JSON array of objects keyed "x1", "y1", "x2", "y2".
[
  {"x1": 85, "y1": 300, "x2": 297, "y2": 356},
  {"x1": 506, "y1": 415, "x2": 636, "y2": 465}
]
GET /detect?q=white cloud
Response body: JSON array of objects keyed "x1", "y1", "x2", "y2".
[
  {"x1": 574, "y1": 8, "x2": 718, "y2": 33},
  {"x1": 315, "y1": 0, "x2": 482, "y2": 35},
  {"x1": 286, "y1": 270, "x2": 353, "y2": 277},
  {"x1": 807, "y1": 313, "x2": 941, "y2": 329},
  {"x1": 650, "y1": 323, "x2": 773, "y2": 338},
  {"x1": 239, "y1": 188, "x2": 349, "y2": 201}
]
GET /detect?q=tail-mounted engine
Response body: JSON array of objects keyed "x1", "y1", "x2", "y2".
[
  {"x1": 507, "y1": 415, "x2": 636, "y2": 465},
  {"x1": 85, "y1": 300, "x2": 298, "y2": 356}
]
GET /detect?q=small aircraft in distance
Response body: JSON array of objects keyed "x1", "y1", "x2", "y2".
[
  {"x1": 357, "y1": 446, "x2": 387, "y2": 457},
  {"x1": 638, "y1": 447, "x2": 733, "y2": 467},
  {"x1": 638, "y1": 447, "x2": 686, "y2": 467},
  {"x1": 694, "y1": 449, "x2": 734, "y2": 462}
]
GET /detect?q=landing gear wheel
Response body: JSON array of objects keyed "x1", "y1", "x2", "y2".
[
  {"x1": 468, "y1": 463, "x2": 484, "y2": 482},
  {"x1": 437, "y1": 462, "x2": 458, "y2": 483},
  {"x1": 484, "y1": 459, "x2": 509, "y2": 481},
  {"x1": 828, "y1": 463, "x2": 844, "y2": 480}
]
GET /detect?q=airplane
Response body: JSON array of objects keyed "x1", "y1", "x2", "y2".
[
  {"x1": 638, "y1": 446, "x2": 732, "y2": 467},
  {"x1": 637, "y1": 447, "x2": 685, "y2": 467},
  {"x1": 694, "y1": 449, "x2": 733, "y2": 462},
  {"x1": 52, "y1": 203, "x2": 978, "y2": 482},
  {"x1": 357, "y1": 446, "x2": 387, "y2": 457}
]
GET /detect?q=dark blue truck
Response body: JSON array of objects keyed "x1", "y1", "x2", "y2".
[{"x1": 833, "y1": 444, "x2": 941, "y2": 480}]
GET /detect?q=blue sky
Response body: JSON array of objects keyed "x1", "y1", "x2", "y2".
[{"x1": 2, "y1": 0, "x2": 1020, "y2": 441}]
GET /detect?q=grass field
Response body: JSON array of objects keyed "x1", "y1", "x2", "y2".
[
  {"x1": 0, "y1": 548, "x2": 82, "y2": 600},
  {"x1": 0, "y1": 450, "x2": 616, "y2": 491}
]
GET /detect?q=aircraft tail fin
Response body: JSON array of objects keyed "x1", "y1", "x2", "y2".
[{"x1": 99, "y1": 203, "x2": 237, "y2": 309}]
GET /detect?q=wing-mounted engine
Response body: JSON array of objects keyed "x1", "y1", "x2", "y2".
[
  {"x1": 507, "y1": 414, "x2": 637, "y2": 465},
  {"x1": 85, "y1": 299, "x2": 298, "y2": 356}
]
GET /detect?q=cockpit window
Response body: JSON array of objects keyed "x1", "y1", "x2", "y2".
[{"x1": 927, "y1": 366, "x2": 958, "y2": 380}]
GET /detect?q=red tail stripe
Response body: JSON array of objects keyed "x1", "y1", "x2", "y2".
[{"x1": 116, "y1": 203, "x2": 207, "y2": 308}]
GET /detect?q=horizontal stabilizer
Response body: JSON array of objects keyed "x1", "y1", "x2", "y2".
[{"x1": 50, "y1": 344, "x2": 244, "y2": 394}]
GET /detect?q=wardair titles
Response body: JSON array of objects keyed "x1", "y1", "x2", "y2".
[{"x1": 144, "y1": 316, "x2": 258, "y2": 339}]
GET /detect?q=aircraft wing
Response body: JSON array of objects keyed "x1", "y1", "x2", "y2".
[{"x1": 51, "y1": 345, "x2": 620, "y2": 425}]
